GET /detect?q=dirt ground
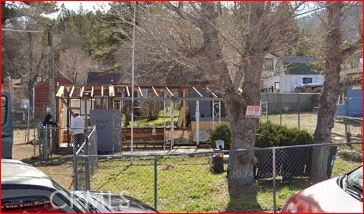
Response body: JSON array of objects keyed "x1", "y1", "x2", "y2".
[{"x1": 12, "y1": 128, "x2": 74, "y2": 189}]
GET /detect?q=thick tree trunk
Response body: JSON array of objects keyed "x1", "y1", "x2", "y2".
[
  {"x1": 227, "y1": 55, "x2": 264, "y2": 188},
  {"x1": 311, "y1": 2, "x2": 343, "y2": 182}
]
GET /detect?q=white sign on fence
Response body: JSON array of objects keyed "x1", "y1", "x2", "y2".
[{"x1": 245, "y1": 105, "x2": 261, "y2": 118}]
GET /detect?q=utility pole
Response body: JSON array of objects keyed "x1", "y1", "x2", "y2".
[
  {"x1": 48, "y1": 24, "x2": 56, "y2": 152},
  {"x1": 130, "y1": 2, "x2": 138, "y2": 155},
  {"x1": 48, "y1": 24, "x2": 56, "y2": 116}
]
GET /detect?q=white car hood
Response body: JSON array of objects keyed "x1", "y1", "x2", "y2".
[{"x1": 297, "y1": 177, "x2": 363, "y2": 213}]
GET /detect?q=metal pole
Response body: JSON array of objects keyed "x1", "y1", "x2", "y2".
[
  {"x1": 345, "y1": 100, "x2": 348, "y2": 137},
  {"x1": 48, "y1": 24, "x2": 57, "y2": 154},
  {"x1": 170, "y1": 99, "x2": 174, "y2": 151},
  {"x1": 73, "y1": 144, "x2": 79, "y2": 190},
  {"x1": 84, "y1": 96, "x2": 90, "y2": 190},
  {"x1": 154, "y1": 157, "x2": 158, "y2": 210},
  {"x1": 279, "y1": 93, "x2": 282, "y2": 126},
  {"x1": 212, "y1": 99, "x2": 215, "y2": 130},
  {"x1": 297, "y1": 93, "x2": 300, "y2": 130},
  {"x1": 24, "y1": 123, "x2": 27, "y2": 143},
  {"x1": 196, "y1": 100, "x2": 200, "y2": 146},
  {"x1": 266, "y1": 93, "x2": 269, "y2": 122},
  {"x1": 33, "y1": 128, "x2": 36, "y2": 156},
  {"x1": 163, "y1": 94, "x2": 166, "y2": 153},
  {"x1": 27, "y1": 107, "x2": 30, "y2": 143},
  {"x1": 130, "y1": 2, "x2": 138, "y2": 155},
  {"x1": 272, "y1": 147, "x2": 276, "y2": 212}
]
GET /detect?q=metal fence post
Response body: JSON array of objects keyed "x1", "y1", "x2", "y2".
[
  {"x1": 297, "y1": 93, "x2": 300, "y2": 130},
  {"x1": 266, "y1": 92, "x2": 269, "y2": 122},
  {"x1": 154, "y1": 156, "x2": 158, "y2": 210},
  {"x1": 33, "y1": 128, "x2": 36, "y2": 156},
  {"x1": 279, "y1": 93, "x2": 282, "y2": 126},
  {"x1": 45, "y1": 127, "x2": 49, "y2": 162},
  {"x1": 272, "y1": 147, "x2": 277, "y2": 213},
  {"x1": 73, "y1": 144, "x2": 79, "y2": 190},
  {"x1": 345, "y1": 98, "x2": 349, "y2": 137},
  {"x1": 85, "y1": 137, "x2": 91, "y2": 190}
]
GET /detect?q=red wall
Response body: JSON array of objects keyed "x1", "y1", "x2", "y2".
[{"x1": 34, "y1": 74, "x2": 72, "y2": 120}]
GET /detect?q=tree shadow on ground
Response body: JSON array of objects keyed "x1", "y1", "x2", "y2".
[
  {"x1": 335, "y1": 118, "x2": 362, "y2": 127},
  {"x1": 226, "y1": 177, "x2": 314, "y2": 212},
  {"x1": 21, "y1": 155, "x2": 73, "y2": 167},
  {"x1": 226, "y1": 182, "x2": 263, "y2": 212}
]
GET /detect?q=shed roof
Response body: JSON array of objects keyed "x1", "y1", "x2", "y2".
[
  {"x1": 279, "y1": 56, "x2": 317, "y2": 64},
  {"x1": 33, "y1": 73, "x2": 72, "y2": 88},
  {"x1": 87, "y1": 72, "x2": 125, "y2": 85},
  {"x1": 286, "y1": 63, "x2": 319, "y2": 75}
]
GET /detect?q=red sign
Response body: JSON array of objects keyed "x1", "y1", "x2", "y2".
[{"x1": 245, "y1": 105, "x2": 261, "y2": 118}]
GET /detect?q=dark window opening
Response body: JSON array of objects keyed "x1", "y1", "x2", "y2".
[{"x1": 303, "y1": 77, "x2": 313, "y2": 84}]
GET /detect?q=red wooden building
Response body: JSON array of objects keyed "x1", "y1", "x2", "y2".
[{"x1": 33, "y1": 74, "x2": 72, "y2": 121}]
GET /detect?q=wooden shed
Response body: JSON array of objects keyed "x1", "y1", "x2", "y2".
[
  {"x1": 55, "y1": 84, "x2": 226, "y2": 150},
  {"x1": 33, "y1": 74, "x2": 73, "y2": 121}
]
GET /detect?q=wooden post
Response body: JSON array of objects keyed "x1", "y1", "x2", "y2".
[
  {"x1": 218, "y1": 101, "x2": 221, "y2": 125},
  {"x1": 67, "y1": 98, "x2": 71, "y2": 147},
  {"x1": 182, "y1": 88, "x2": 189, "y2": 128},
  {"x1": 48, "y1": 25, "x2": 56, "y2": 119}
]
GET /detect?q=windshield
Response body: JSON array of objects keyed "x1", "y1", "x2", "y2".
[
  {"x1": 344, "y1": 166, "x2": 363, "y2": 201},
  {"x1": 51, "y1": 181, "x2": 91, "y2": 212},
  {"x1": 347, "y1": 166, "x2": 363, "y2": 189}
]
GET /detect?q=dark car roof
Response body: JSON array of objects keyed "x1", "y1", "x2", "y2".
[{"x1": 1, "y1": 159, "x2": 54, "y2": 188}]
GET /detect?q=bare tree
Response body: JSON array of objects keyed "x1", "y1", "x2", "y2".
[
  {"x1": 311, "y1": 2, "x2": 362, "y2": 182},
  {"x1": 2, "y1": 2, "x2": 57, "y2": 110},
  {"x1": 3, "y1": 19, "x2": 48, "y2": 111},
  {"x1": 110, "y1": 2, "x2": 299, "y2": 187}
]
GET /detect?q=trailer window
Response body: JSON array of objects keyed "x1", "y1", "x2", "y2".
[
  {"x1": 303, "y1": 77, "x2": 313, "y2": 84},
  {"x1": 2, "y1": 95, "x2": 7, "y2": 125}
]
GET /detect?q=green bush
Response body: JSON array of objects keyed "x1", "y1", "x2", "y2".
[
  {"x1": 210, "y1": 122, "x2": 313, "y2": 149},
  {"x1": 210, "y1": 125, "x2": 231, "y2": 150},
  {"x1": 257, "y1": 122, "x2": 313, "y2": 147}
]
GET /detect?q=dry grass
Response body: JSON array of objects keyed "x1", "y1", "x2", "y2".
[{"x1": 263, "y1": 113, "x2": 362, "y2": 136}]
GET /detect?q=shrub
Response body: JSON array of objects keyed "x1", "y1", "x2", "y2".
[
  {"x1": 210, "y1": 122, "x2": 313, "y2": 149},
  {"x1": 210, "y1": 125, "x2": 231, "y2": 150},
  {"x1": 256, "y1": 122, "x2": 313, "y2": 147}
]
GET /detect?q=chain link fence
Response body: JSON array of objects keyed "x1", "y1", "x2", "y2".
[
  {"x1": 73, "y1": 126, "x2": 98, "y2": 190},
  {"x1": 260, "y1": 92, "x2": 362, "y2": 140},
  {"x1": 31, "y1": 126, "x2": 96, "y2": 159},
  {"x1": 73, "y1": 142, "x2": 361, "y2": 212}
]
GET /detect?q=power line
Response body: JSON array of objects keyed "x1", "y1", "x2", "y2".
[{"x1": 2, "y1": 28, "x2": 44, "y2": 33}]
